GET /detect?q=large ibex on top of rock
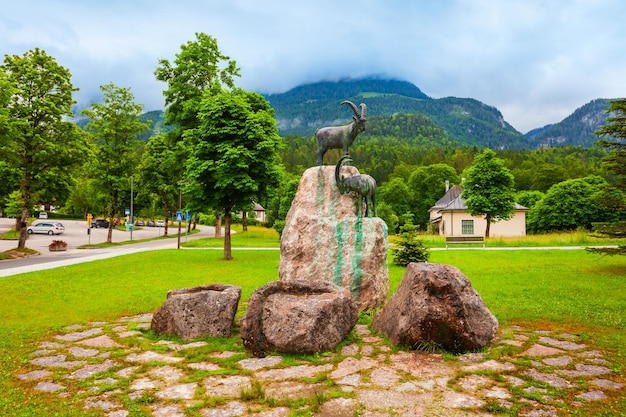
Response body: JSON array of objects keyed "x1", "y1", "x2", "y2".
[{"x1": 315, "y1": 101, "x2": 367, "y2": 166}]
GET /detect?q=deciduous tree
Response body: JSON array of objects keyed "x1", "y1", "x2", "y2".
[
  {"x1": 462, "y1": 149, "x2": 515, "y2": 237},
  {"x1": 527, "y1": 176, "x2": 615, "y2": 233},
  {"x1": 155, "y1": 32, "x2": 240, "y2": 131},
  {"x1": 184, "y1": 88, "x2": 283, "y2": 259},
  {"x1": 81, "y1": 83, "x2": 148, "y2": 242},
  {"x1": 0, "y1": 48, "x2": 86, "y2": 248},
  {"x1": 138, "y1": 134, "x2": 183, "y2": 237}
]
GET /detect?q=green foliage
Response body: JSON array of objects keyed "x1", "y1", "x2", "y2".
[
  {"x1": 265, "y1": 78, "x2": 527, "y2": 149},
  {"x1": 1, "y1": 48, "x2": 87, "y2": 248},
  {"x1": 528, "y1": 98, "x2": 613, "y2": 148},
  {"x1": 462, "y1": 149, "x2": 516, "y2": 237},
  {"x1": 264, "y1": 172, "x2": 299, "y2": 227},
  {"x1": 583, "y1": 100, "x2": 626, "y2": 256},
  {"x1": 515, "y1": 190, "x2": 545, "y2": 210},
  {"x1": 391, "y1": 219, "x2": 430, "y2": 266},
  {"x1": 272, "y1": 220, "x2": 286, "y2": 237},
  {"x1": 527, "y1": 176, "x2": 616, "y2": 233},
  {"x1": 375, "y1": 201, "x2": 398, "y2": 233},
  {"x1": 4, "y1": 191, "x2": 25, "y2": 219},
  {"x1": 408, "y1": 163, "x2": 460, "y2": 229},
  {"x1": 154, "y1": 32, "x2": 240, "y2": 130},
  {"x1": 138, "y1": 133, "x2": 182, "y2": 223},
  {"x1": 81, "y1": 83, "x2": 148, "y2": 241},
  {"x1": 184, "y1": 88, "x2": 283, "y2": 258}
]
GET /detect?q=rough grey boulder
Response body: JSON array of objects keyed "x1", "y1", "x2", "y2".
[
  {"x1": 278, "y1": 166, "x2": 389, "y2": 311},
  {"x1": 373, "y1": 263, "x2": 498, "y2": 353},
  {"x1": 151, "y1": 284, "x2": 241, "y2": 340},
  {"x1": 240, "y1": 279, "x2": 358, "y2": 357}
]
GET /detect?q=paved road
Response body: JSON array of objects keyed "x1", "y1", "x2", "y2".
[{"x1": 0, "y1": 217, "x2": 217, "y2": 277}]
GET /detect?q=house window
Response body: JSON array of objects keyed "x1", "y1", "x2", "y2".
[{"x1": 461, "y1": 219, "x2": 474, "y2": 235}]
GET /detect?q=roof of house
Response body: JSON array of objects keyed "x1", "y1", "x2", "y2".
[{"x1": 430, "y1": 185, "x2": 528, "y2": 212}]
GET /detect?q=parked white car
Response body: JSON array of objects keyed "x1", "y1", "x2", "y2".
[
  {"x1": 156, "y1": 220, "x2": 165, "y2": 227},
  {"x1": 27, "y1": 222, "x2": 65, "y2": 235},
  {"x1": 39, "y1": 212, "x2": 48, "y2": 219}
]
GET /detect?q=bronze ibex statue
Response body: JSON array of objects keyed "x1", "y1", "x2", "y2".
[
  {"x1": 315, "y1": 101, "x2": 367, "y2": 166},
  {"x1": 335, "y1": 155, "x2": 377, "y2": 218}
]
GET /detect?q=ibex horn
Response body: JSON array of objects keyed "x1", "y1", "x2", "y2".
[{"x1": 340, "y1": 100, "x2": 361, "y2": 117}]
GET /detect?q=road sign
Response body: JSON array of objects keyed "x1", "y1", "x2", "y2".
[
  {"x1": 125, "y1": 208, "x2": 130, "y2": 215},
  {"x1": 185, "y1": 212, "x2": 191, "y2": 221},
  {"x1": 175, "y1": 211, "x2": 183, "y2": 222}
]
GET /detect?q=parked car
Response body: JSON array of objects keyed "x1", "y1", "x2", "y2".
[
  {"x1": 147, "y1": 220, "x2": 156, "y2": 227},
  {"x1": 27, "y1": 222, "x2": 65, "y2": 235},
  {"x1": 135, "y1": 220, "x2": 145, "y2": 226},
  {"x1": 156, "y1": 220, "x2": 165, "y2": 227},
  {"x1": 91, "y1": 219, "x2": 110, "y2": 228},
  {"x1": 38, "y1": 212, "x2": 48, "y2": 219}
]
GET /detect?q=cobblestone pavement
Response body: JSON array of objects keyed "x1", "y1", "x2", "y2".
[{"x1": 15, "y1": 313, "x2": 624, "y2": 416}]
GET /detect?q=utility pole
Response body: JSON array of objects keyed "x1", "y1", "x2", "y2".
[
  {"x1": 177, "y1": 186, "x2": 182, "y2": 249},
  {"x1": 130, "y1": 176, "x2": 134, "y2": 241}
]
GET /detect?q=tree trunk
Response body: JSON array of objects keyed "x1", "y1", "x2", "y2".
[
  {"x1": 17, "y1": 205, "x2": 29, "y2": 249},
  {"x1": 224, "y1": 211, "x2": 232, "y2": 260},
  {"x1": 215, "y1": 213, "x2": 222, "y2": 238},
  {"x1": 485, "y1": 214, "x2": 491, "y2": 238},
  {"x1": 242, "y1": 211, "x2": 248, "y2": 232},
  {"x1": 17, "y1": 179, "x2": 32, "y2": 249},
  {"x1": 163, "y1": 193, "x2": 169, "y2": 237}
]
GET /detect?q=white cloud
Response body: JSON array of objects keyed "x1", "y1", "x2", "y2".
[{"x1": 2, "y1": 0, "x2": 626, "y2": 132}]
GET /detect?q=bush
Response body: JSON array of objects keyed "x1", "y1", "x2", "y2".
[
  {"x1": 273, "y1": 220, "x2": 286, "y2": 237},
  {"x1": 197, "y1": 213, "x2": 216, "y2": 226}
]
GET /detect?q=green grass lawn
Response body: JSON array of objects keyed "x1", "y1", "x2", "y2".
[{"x1": 0, "y1": 245, "x2": 624, "y2": 415}]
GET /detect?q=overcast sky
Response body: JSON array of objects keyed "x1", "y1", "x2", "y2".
[{"x1": 2, "y1": 1, "x2": 625, "y2": 133}]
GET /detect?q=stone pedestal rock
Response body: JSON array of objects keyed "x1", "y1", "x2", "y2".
[
  {"x1": 278, "y1": 166, "x2": 388, "y2": 311},
  {"x1": 240, "y1": 280, "x2": 358, "y2": 357},
  {"x1": 373, "y1": 263, "x2": 498, "y2": 353},
  {"x1": 151, "y1": 284, "x2": 241, "y2": 340}
]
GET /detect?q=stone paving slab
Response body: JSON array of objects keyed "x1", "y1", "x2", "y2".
[{"x1": 13, "y1": 314, "x2": 625, "y2": 416}]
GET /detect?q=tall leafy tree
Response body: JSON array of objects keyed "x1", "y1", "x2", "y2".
[
  {"x1": 155, "y1": 33, "x2": 241, "y2": 230},
  {"x1": 462, "y1": 148, "x2": 516, "y2": 237},
  {"x1": 138, "y1": 133, "x2": 183, "y2": 237},
  {"x1": 155, "y1": 32, "x2": 240, "y2": 131},
  {"x1": 81, "y1": 83, "x2": 148, "y2": 242},
  {"x1": 0, "y1": 48, "x2": 86, "y2": 248},
  {"x1": 184, "y1": 88, "x2": 283, "y2": 260}
]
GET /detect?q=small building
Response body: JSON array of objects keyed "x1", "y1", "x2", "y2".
[
  {"x1": 238, "y1": 203, "x2": 267, "y2": 223},
  {"x1": 253, "y1": 203, "x2": 266, "y2": 223},
  {"x1": 429, "y1": 185, "x2": 528, "y2": 237}
]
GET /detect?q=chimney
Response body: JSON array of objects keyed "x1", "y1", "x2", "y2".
[{"x1": 445, "y1": 180, "x2": 450, "y2": 192}]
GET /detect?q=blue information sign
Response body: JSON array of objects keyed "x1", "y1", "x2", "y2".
[{"x1": 175, "y1": 211, "x2": 183, "y2": 222}]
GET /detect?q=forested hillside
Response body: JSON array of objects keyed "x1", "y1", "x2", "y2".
[
  {"x1": 264, "y1": 78, "x2": 528, "y2": 149},
  {"x1": 525, "y1": 99, "x2": 613, "y2": 148},
  {"x1": 111, "y1": 78, "x2": 617, "y2": 151}
]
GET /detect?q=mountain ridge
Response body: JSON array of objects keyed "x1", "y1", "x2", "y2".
[
  {"x1": 87, "y1": 77, "x2": 615, "y2": 151},
  {"x1": 264, "y1": 77, "x2": 617, "y2": 150}
]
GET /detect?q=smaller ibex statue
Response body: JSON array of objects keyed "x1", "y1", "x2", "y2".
[
  {"x1": 335, "y1": 155, "x2": 377, "y2": 218},
  {"x1": 315, "y1": 101, "x2": 367, "y2": 166}
]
